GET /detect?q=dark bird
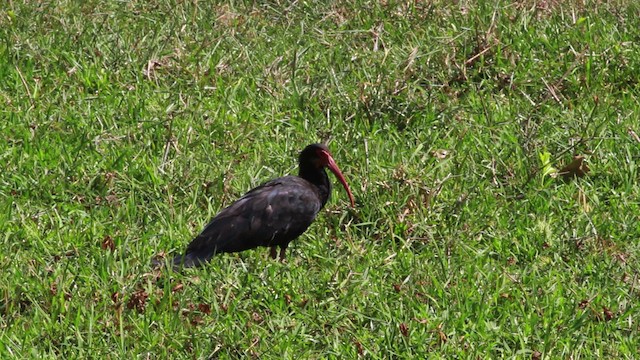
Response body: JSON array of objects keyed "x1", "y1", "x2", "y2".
[{"x1": 167, "y1": 143, "x2": 355, "y2": 269}]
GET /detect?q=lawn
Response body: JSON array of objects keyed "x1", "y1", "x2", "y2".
[{"x1": 1, "y1": 0, "x2": 639, "y2": 358}]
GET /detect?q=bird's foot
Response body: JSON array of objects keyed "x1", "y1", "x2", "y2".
[{"x1": 279, "y1": 247, "x2": 287, "y2": 262}]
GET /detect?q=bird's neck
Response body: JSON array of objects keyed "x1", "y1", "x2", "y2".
[{"x1": 299, "y1": 165, "x2": 331, "y2": 207}]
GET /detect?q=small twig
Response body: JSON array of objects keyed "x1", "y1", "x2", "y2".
[
  {"x1": 464, "y1": 43, "x2": 495, "y2": 66},
  {"x1": 15, "y1": 66, "x2": 35, "y2": 109},
  {"x1": 541, "y1": 77, "x2": 562, "y2": 104},
  {"x1": 159, "y1": 119, "x2": 174, "y2": 173},
  {"x1": 363, "y1": 138, "x2": 369, "y2": 193}
]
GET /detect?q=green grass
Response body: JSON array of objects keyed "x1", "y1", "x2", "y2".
[{"x1": 1, "y1": 0, "x2": 639, "y2": 358}]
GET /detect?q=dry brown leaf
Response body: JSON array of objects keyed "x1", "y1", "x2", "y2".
[
  {"x1": 399, "y1": 323, "x2": 409, "y2": 337},
  {"x1": 354, "y1": 340, "x2": 364, "y2": 356},
  {"x1": 578, "y1": 299, "x2": 589, "y2": 309},
  {"x1": 101, "y1": 235, "x2": 115, "y2": 251},
  {"x1": 436, "y1": 324, "x2": 448, "y2": 343},
  {"x1": 198, "y1": 303, "x2": 211, "y2": 315},
  {"x1": 252, "y1": 312, "x2": 264, "y2": 323},
  {"x1": 558, "y1": 155, "x2": 590, "y2": 180},
  {"x1": 126, "y1": 290, "x2": 148, "y2": 313},
  {"x1": 190, "y1": 316, "x2": 204, "y2": 326}
]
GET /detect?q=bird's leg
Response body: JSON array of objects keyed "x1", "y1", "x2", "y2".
[
  {"x1": 269, "y1": 246, "x2": 278, "y2": 259},
  {"x1": 278, "y1": 246, "x2": 287, "y2": 262}
]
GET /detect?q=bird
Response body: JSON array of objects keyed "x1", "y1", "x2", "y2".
[{"x1": 164, "y1": 143, "x2": 355, "y2": 269}]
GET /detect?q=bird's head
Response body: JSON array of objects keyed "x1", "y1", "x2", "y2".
[{"x1": 299, "y1": 143, "x2": 355, "y2": 207}]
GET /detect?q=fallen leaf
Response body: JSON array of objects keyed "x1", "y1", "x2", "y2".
[
  {"x1": 532, "y1": 350, "x2": 542, "y2": 360},
  {"x1": 171, "y1": 283, "x2": 184, "y2": 293},
  {"x1": 101, "y1": 235, "x2": 115, "y2": 251},
  {"x1": 105, "y1": 194, "x2": 119, "y2": 206},
  {"x1": 603, "y1": 306, "x2": 614, "y2": 321},
  {"x1": 399, "y1": 323, "x2": 409, "y2": 337},
  {"x1": 578, "y1": 299, "x2": 589, "y2": 309},
  {"x1": 198, "y1": 303, "x2": 211, "y2": 315},
  {"x1": 252, "y1": 312, "x2": 264, "y2": 323},
  {"x1": 558, "y1": 155, "x2": 590, "y2": 180},
  {"x1": 437, "y1": 327, "x2": 447, "y2": 343},
  {"x1": 354, "y1": 340, "x2": 364, "y2": 356},
  {"x1": 126, "y1": 290, "x2": 148, "y2": 313},
  {"x1": 190, "y1": 315, "x2": 204, "y2": 326}
]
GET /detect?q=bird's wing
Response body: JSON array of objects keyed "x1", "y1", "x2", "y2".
[{"x1": 182, "y1": 177, "x2": 322, "y2": 261}]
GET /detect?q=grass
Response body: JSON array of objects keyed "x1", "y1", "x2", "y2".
[{"x1": 1, "y1": 0, "x2": 639, "y2": 358}]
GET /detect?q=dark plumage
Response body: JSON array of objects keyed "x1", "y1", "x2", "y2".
[{"x1": 167, "y1": 143, "x2": 355, "y2": 269}]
